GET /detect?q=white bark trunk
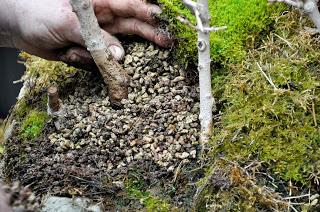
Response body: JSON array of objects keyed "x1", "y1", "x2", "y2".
[
  {"x1": 182, "y1": 0, "x2": 217, "y2": 145},
  {"x1": 269, "y1": 0, "x2": 320, "y2": 29},
  {"x1": 197, "y1": 0, "x2": 213, "y2": 143},
  {"x1": 304, "y1": 0, "x2": 320, "y2": 29}
]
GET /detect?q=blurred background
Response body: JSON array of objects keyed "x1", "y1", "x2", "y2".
[{"x1": 0, "y1": 48, "x2": 24, "y2": 118}]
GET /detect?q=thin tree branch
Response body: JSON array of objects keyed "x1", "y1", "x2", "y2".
[
  {"x1": 206, "y1": 26, "x2": 227, "y2": 32},
  {"x1": 256, "y1": 62, "x2": 277, "y2": 90},
  {"x1": 70, "y1": 0, "x2": 129, "y2": 108},
  {"x1": 182, "y1": 0, "x2": 198, "y2": 13}
]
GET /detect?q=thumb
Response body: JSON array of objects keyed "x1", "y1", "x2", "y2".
[
  {"x1": 101, "y1": 30, "x2": 125, "y2": 61},
  {"x1": 58, "y1": 31, "x2": 125, "y2": 69}
]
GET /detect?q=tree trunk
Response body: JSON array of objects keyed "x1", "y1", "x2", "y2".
[
  {"x1": 197, "y1": 0, "x2": 214, "y2": 143},
  {"x1": 70, "y1": 0, "x2": 129, "y2": 108},
  {"x1": 305, "y1": 0, "x2": 320, "y2": 29}
]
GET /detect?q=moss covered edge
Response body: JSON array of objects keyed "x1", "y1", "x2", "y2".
[{"x1": 157, "y1": 0, "x2": 286, "y2": 65}]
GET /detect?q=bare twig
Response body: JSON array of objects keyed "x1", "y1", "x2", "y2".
[
  {"x1": 284, "y1": 193, "x2": 311, "y2": 200},
  {"x1": 256, "y1": 62, "x2": 277, "y2": 90},
  {"x1": 274, "y1": 33, "x2": 294, "y2": 50},
  {"x1": 177, "y1": 16, "x2": 227, "y2": 33},
  {"x1": 48, "y1": 86, "x2": 60, "y2": 113},
  {"x1": 177, "y1": 16, "x2": 197, "y2": 30},
  {"x1": 182, "y1": 0, "x2": 198, "y2": 13},
  {"x1": 70, "y1": 0, "x2": 129, "y2": 108},
  {"x1": 207, "y1": 26, "x2": 228, "y2": 32},
  {"x1": 312, "y1": 89, "x2": 318, "y2": 126}
]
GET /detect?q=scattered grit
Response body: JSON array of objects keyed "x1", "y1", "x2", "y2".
[{"x1": 48, "y1": 42, "x2": 200, "y2": 173}]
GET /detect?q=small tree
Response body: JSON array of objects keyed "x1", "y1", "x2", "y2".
[
  {"x1": 70, "y1": 0, "x2": 129, "y2": 108},
  {"x1": 182, "y1": 0, "x2": 226, "y2": 145},
  {"x1": 269, "y1": 0, "x2": 320, "y2": 29}
]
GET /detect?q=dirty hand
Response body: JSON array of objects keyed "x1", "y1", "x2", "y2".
[{"x1": 1, "y1": 0, "x2": 171, "y2": 65}]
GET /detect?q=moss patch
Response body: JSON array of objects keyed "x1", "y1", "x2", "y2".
[
  {"x1": 211, "y1": 11, "x2": 320, "y2": 183},
  {"x1": 157, "y1": 0, "x2": 286, "y2": 65},
  {"x1": 20, "y1": 110, "x2": 48, "y2": 140},
  {"x1": 20, "y1": 52, "x2": 77, "y2": 95},
  {"x1": 11, "y1": 53, "x2": 79, "y2": 141},
  {"x1": 126, "y1": 179, "x2": 172, "y2": 211}
]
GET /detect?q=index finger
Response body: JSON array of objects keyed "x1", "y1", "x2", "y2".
[{"x1": 95, "y1": 0, "x2": 161, "y2": 25}]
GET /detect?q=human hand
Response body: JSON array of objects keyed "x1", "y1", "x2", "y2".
[
  {"x1": 11, "y1": 0, "x2": 171, "y2": 66},
  {"x1": 0, "y1": 186, "x2": 11, "y2": 212}
]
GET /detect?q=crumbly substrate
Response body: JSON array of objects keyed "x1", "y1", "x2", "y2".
[
  {"x1": 5, "y1": 42, "x2": 200, "y2": 199},
  {"x1": 48, "y1": 42, "x2": 200, "y2": 173}
]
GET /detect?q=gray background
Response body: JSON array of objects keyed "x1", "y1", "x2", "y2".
[{"x1": 0, "y1": 48, "x2": 24, "y2": 118}]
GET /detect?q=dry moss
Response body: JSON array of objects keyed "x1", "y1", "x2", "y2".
[
  {"x1": 193, "y1": 159, "x2": 320, "y2": 211},
  {"x1": 211, "y1": 10, "x2": 320, "y2": 184},
  {"x1": 19, "y1": 52, "x2": 77, "y2": 95}
]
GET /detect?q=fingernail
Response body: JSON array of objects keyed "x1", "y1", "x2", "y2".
[
  {"x1": 70, "y1": 53, "x2": 79, "y2": 62},
  {"x1": 108, "y1": 45, "x2": 124, "y2": 61},
  {"x1": 150, "y1": 5, "x2": 162, "y2": 15}
]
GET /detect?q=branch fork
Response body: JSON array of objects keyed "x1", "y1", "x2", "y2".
[{"x1": 182, "y1": 0, "x2": 227, "y2": 33}]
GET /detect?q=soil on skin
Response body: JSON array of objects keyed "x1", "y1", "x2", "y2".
[{"x1": 4, "y1": 41, "x2": 205, "y2": 209}]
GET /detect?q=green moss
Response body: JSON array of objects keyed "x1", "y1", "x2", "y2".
[
  {"x1": 14, "y1": 100, "x2": 30, "y2": 120},
  {"x1": 20, "y1": 52, "x2": 77, "y2": 94},
  {"x1": 20, "y1": 110, "x2": 48, "y2": 140},
  {"x1": 157, "y1": 0, "x2": 286, "y2": 65},
  {"x1": 211, "y1": 11, "x2": 320, "y2": 183},
  {"x1": 126, "y1": 179, "x2": 171, "y2": 211},
  {"x1": 12, "y1": 53, "x2": 76, "y2": 140}
]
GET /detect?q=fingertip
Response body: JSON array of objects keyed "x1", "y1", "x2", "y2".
[
  {"x1": 108, "y1": 45, "x2": 125, "y2": 61},
  {"x1": 149, "y1": 5, "x2": 162, "y2": 15},
  {"x1": 155, "y1": 31, "x2": 174, "y2": 48}
]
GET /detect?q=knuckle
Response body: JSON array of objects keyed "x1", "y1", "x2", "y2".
[
  {"x1": 132, "y1": 20, "x2": 140, "y2": 33},
  {"x1": 128, "y1": 0, "x2": 138, "y2": 15}
]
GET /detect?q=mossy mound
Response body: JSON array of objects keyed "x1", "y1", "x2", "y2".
[
  {"x1": 19, "y1": 52, "x2": 77, "y2": 97},
  {"x1": 20, "y1": 110, "x2": 48, "y2": 140},
  {"x1": 157, "y1": 0, "x2": 286, "y2": 64},
  {"x1": 212, "y1": 10, "x2": 320, "y2": 185},
  {"x1": 9, "y1": 53, "x2": 78, "y2": 142}
]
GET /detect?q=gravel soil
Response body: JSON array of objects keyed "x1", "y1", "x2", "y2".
[{"x1": 4, "y1": 42, "x2": 203, "y2": 209}]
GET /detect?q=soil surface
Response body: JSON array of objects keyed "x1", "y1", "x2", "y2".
[{"x1": 4, "y1": 42, "x2": 203, "y2": 209}]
